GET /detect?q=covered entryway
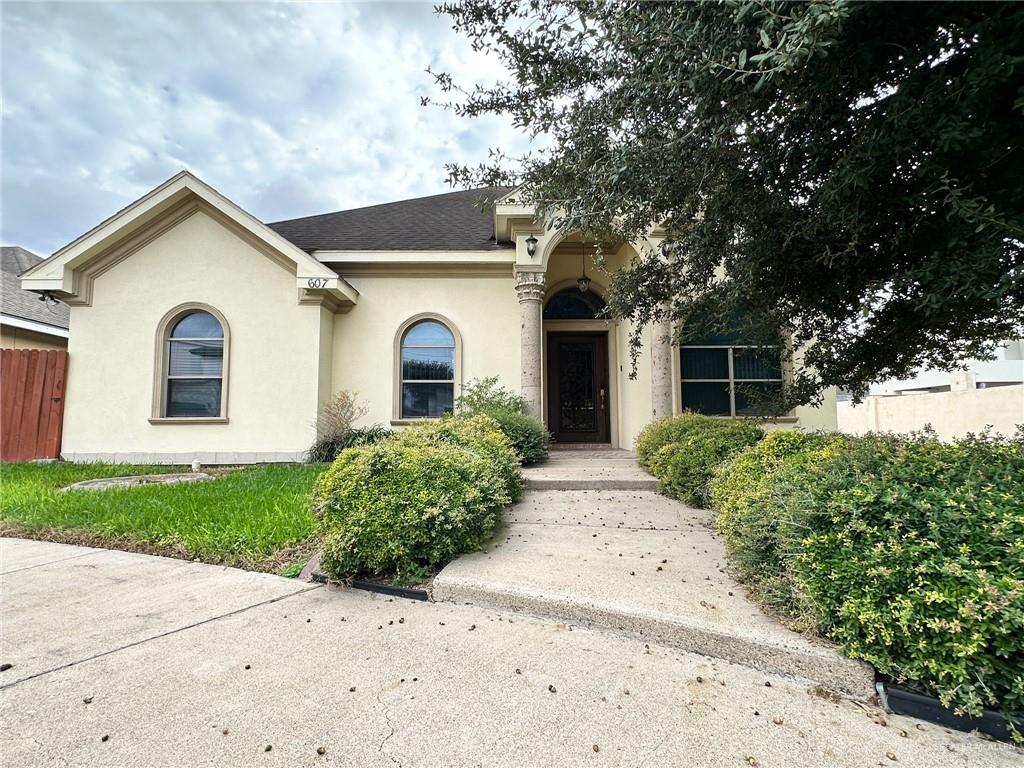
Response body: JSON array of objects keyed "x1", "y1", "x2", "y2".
[
  {"x1": 546, "y1": 331, "x2": 610, "y2": 443},
  {"x1": 542, "y1": 283, "x2": 612, "y2": 444}
]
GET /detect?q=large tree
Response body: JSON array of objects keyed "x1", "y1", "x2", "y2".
[{"x1": 430, "y1": 0, "x2": 1024, "y2": 404}]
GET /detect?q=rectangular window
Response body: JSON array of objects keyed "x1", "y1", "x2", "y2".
[
  {"x1": 167, "y1": 379, "x2": 222, "y2": 418},
  {"x1": 680, "y1": 346, "x2": 783, "y2": 417},
  {"x1": 166, "y1": 338, "x2": 223, "y2": 417},
  {"x1": 401, "y1": 382, "x2": 454, "y2": 419}
]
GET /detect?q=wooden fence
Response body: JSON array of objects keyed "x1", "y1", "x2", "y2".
[{"x1": 1, "y1": 349, "x2": 69, "y2": 462}]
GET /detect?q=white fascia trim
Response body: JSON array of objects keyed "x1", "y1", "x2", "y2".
[
  {"x1": 21, "y1": 170, "x2": 339, "y2": 289},
  {"x1": 313, "y1": 250, "x2": 515, "y2": 264},
  {"x1": 1, "y1": 314, "x2": 70, "y2": 338}
]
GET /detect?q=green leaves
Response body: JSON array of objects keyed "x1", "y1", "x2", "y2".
[
  {"x1": 711, "y1": 429, "x2": 1024, "y2": 730},
  {"x1": 434, "y1": 0, "x2": 1024, "y2": 402},
  {"x1": 637, "y1": 413, "x2": 765, "y2": 507},
  {"x1": 312, "y1": 414, "x2": 521, "y2": 580}
]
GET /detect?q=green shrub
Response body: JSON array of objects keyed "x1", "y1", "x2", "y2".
[
  {"x1": 709, "y1": 430, "x2": 851, "y2": 622},
  {"x1": 476, "y1": 407, "x2": 549, "y2": 465},
  {"x1": 713, "y1": 429, "x2": 1024, "y2": 727},
  {"x1": 305, "y1": 424, "x2": 392, "y2": 463},
  {"x1": 455, "y1": 376, "x2": 529, "y2": 414},
  {"x1": 394, "y1": 413, "x2": 522, "y2": 501},
  {"x1": 311, "y1": 413, "x2": 522, "y2": 581},
  {"x1": 455, "y1": 376, "x2": 549, "y2": 465},
  {"x1": 637, "y1": 413, "x2": 764, "y2": 506},
  {"x1": 312, "y1": 440, "x2": 509, "y2": 581}
]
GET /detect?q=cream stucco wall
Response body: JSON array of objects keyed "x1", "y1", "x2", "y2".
[
  {"x1": 838, "y1": 385, "x2": 1023, "y2": 440},
  {"x1": 1, "y1": 325, "x2": 67, "y2": 351},
  {"x1": 58, "y1": 208, "x2": 837, "y2": 460},
  {"x1": 330, "y1": 272, "x2": 521, "y2": 426},
  {"x1": 331, "y1": 252, "x2": 657, "y2": 449},
  {"x1": 62, "y1": 209, "x2": 330, "y2": 463}
]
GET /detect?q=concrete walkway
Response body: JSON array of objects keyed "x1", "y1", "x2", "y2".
[
  {"x1": 2, "y1": 538, "x2": 1018, "y2": 767},
  {"x1": 435, "y1": 449, "x2": 874, "y2": 696}
]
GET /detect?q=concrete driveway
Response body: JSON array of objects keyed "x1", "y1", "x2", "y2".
[{"x1": 1, "y1": 538, "x2": 1018, "y2": 767}]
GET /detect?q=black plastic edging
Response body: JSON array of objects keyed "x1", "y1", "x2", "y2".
[
  {"x1": 350, "y1": 579, "x2": 429, "y2": 602},
  {"x1": 878, "y1": 682, "x2": 1019, "y2": 743}
]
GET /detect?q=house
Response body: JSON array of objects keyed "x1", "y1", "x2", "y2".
[
  {"x1": 20, "y1": 171, "x2": 837, "y2": 463},
  {"x1": 2, "y1": 247, "x2": 70, "y2": 350}
]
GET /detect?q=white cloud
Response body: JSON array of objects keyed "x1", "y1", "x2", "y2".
[{"x1": 1, "y1": 1, "x2": 530, "y2": 254}]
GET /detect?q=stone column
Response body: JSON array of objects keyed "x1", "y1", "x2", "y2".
[
  {"x1": 651, "y1": 312, "x2": 674, "y2": 420},
  {"x1": 515, "y1": 270, "x2": 546, "y2": 420}
]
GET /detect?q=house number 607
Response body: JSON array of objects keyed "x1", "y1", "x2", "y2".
[{"x1": 307, "y1": 278, "x2": 328, "y2": 289}]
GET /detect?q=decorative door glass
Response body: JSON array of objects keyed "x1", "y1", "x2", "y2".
[{"x1": 557, "y1": 341, "x2": 597, "y2": 432}]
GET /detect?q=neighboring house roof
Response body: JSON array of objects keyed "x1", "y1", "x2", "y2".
[
  {"x1": 267, "y1": 187, "x2": 513, "y2": 252},
  {"x1": 1, "y1": 246, "x2": 70, "y2": 333}
]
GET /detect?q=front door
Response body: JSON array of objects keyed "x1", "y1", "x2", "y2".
[{"x1": 546, "y1": 332, "x2": 610, "y2": 443}]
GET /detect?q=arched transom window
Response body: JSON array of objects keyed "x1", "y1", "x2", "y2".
[
  {"x1": 400, "y1": 319, "x2": 456, "y2": 419},
  {"x1": 162, "y1": 309, "x2": 226, "y2": 418},
  {"x1": 543, "y1": 287, "x2": 608, "y2": 320}
]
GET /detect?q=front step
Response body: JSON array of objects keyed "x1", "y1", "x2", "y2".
[
  {"x1": 523, "y1": 451, "x2": 660, "y2": 491},
  {"x1": 525, "y1": 476, "x2": 659, "y2": 491},
  {"x1": 433, "y1": 576, "x2": 874, "y2": 697}
]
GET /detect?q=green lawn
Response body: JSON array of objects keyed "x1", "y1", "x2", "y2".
[{"x1": 0, "y1": 462, "x2": 324, "y2": 571}]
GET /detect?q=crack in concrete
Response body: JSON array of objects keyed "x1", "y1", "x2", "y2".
[{"x1": 375, "y1": 689, "x2": 401, "y2": 766}]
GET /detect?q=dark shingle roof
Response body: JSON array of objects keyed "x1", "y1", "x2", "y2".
[
  {"x1": 1, "y1": 246, "x2": 70, "y2": 330},
  {"x1": 266, "y1": 187, "x2": 513, "y2": 252}
]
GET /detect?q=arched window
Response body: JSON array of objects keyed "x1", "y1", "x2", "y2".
[
  {"x1": 543, "y1": 287, "x2": 608, "y2": 320},
  {"x1": 153, "y1": 305, "x2": 229, "y2": 421},
  {"x1": 398, "y1": 318, "x2": 457, "y2": 419}
]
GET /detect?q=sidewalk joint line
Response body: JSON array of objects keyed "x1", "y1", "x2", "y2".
[
  {"x1": 0, "y1": 550, "x2": 102, "y2": 575},
  {"x1": 0, "y1": 583, "x2": 322, "y2": 690}
]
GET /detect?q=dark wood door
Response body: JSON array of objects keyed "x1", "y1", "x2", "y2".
[{"x1": 546, "y1": 332, "x2": 610, "y2": 443}]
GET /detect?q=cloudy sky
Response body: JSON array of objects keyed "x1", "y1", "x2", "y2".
[{"x1": 1, "y1": 1, "x2": 530, "y2": 255}]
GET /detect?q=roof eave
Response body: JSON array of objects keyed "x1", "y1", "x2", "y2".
[{"x1": 20, "y1": 171, "x2": 355, "y2": 310}]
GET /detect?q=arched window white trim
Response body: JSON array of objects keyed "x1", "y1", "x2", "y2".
[
  {"x1": 393, "y1": 313, "x2": 462, "y2": 421},
  {"x1": 150, "y1": 303, "x2": 230, "y2": 423}
]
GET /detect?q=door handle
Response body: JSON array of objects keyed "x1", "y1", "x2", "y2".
[{"x1": 600, "y1": 387, "x2": 606, "y2": 409}]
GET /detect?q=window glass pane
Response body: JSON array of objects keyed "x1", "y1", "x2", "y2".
[
  {"x1": 171, "y1": 311, "x2": 222, "y2": 338},
  {"x1": 543, "y1": 288, "x2": 609, "y2": 320},
  {"x1": 402, "y1": 382, "x2": 454, "y2": 418},
  {"x1": 735, "y1": 382, "x2": 784, "y2": 416},
  {"x1": 681, "y1": 348, "x2": 729, "y2": 380},
  {"x1": 681, "y1": 382, "x2": 731, "y2": 416},
  {"x1": 733, "y1": 348, "x2": 782, "y2": 380},
  {"x1": 403, "y1": 321, "x2": 454, "y2": 347},
  {"x1": 167, "y1": 379, "x2": 221, "y2": 417},
  {"x1": 402, "y1": 347, "x2": 454, "y2": 380},
  {"x1": 169, "y1": 339, "x2": 223, "y2": 376}
]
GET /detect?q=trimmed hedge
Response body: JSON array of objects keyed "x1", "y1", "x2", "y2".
[
  {"x1": 392, "y1": 414, "x2": 522, "y2": 501},
  {"x1": 311, "y1": 414, "x2": 520, "y2": 581},
  {"x1": 637, "y1": 413, "x2": 764, "y2": 506},
  {"x1": 711, "y1": 430, "x2": 1024, "y2": 727}
]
